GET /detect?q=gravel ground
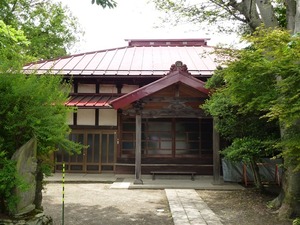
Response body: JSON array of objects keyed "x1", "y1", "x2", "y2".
[
  {"x1": 42, "y1": 183, "x2": 173, "y2": 225},
  {"x1": 42, "y1": 183, "x2": 292, "y2": 225},
  {"x1": 199, "y1": 189, "x2": 292, "y2": 225}
]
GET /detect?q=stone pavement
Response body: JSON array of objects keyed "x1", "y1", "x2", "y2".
[
  {"x1": 45, "y1": 173, "x2": 242, "y2": 225},
  {"x1": 166, "y1": 189, "x2": 223, "y2": 225}
]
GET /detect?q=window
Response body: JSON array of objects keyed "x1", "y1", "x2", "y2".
[{"x1": 120, "y1": 117, "x2": 213, "y2": 158}]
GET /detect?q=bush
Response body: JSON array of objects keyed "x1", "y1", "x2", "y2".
[
  {"x1": 293, "y1": 218, "x2": 300, "y2": 225},
  {"x1": 0, "y1": 151, "x2": 27, "y2": 215}
]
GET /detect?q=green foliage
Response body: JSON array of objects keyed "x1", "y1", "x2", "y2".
[
  {"x1": 293, "y1": 218, "x2": 300, "y2": 225},
  {"x1": 249, "y1": 28, "x2": 300, "y2": 170},
  {"x1": 203, "y1": 67, "x2": 280, "y2": 142},
  {"x1": 203, "y1": 27, "x2": 300, "y2": 172},
  {"x1": 91, "y1": 0, "x2": 117, "y2": 8},
  {"x1": 222, "y1": 137, "x2": 273, "y2": 163},
  {"x1": 205, "y1": 67, "x2": 226, "y2": 90},
  {"x1": 0, "y1": 151, "x2": 27, "y2": 214},
  {"x1": 153, "y1": 0, "x2": 286, "y2": 34},
  {"x1": 0, "y1": 0, "x2": 84, "y2": 215},
  {"x1": 0, "y1": 74, "x2": 82, "y2": 159},
  {"x1": 0, "y1": 20, "x2": 32, "y2": 72},
  {"x1": 0, "y1": 74, "x2": 83, "y2": 214},
  {"x1": 274, "y1": 2, "x2": 287, "y2": 28},
  {"x1": 153, "y1": 0, "x2": 243, "y2": 34},
  {"x1": 0, "y1": 0, "x2": 82, "y2": 59}
]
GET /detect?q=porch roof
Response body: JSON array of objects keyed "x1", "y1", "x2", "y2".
[
  {"x1": 109, "y1": 61, "x2": 209, "y2": 110},
  {"x1": 23, "y1": 39, "x2": 218, "y2": 77},
  {"x1": 65, "y1": 94, "x2": 118, "y2": 108}
]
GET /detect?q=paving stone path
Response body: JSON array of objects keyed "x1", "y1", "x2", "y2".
[{"x1": 165, "y1": 189, "x2": 223, "y2": 225}]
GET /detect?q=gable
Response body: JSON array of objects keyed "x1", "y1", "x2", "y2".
[{"x1": 109, "y1": 62, "x2": 209, "y2": 110}]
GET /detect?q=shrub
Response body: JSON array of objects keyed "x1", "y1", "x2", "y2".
[{"x1": 0, "y1": 151, "x2": 27, "y2": 215}]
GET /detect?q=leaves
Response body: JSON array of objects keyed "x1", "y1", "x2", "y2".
[
  {"x1": 203, "y1": 27, "x2": 300, "y2": 170},
  {"x1": 152, "y1": 0, "x2": 285, "y2": 34},
  {"x1": 0, "y1": 20, "x2": 32, "y2": 72},
  {"x1": 91, "y1": 0, "x2": 117, "y2": 8},
  {"x1": 222, "y1": 137, "x2": 270, "y2": 163},
  {"x1": 0, "y1": 74, "x2": 82, "y2": 158},
  {"x1": 0, "y1": 0, "x2": 83, "y2": 60},
  {"x1": 0, "y1": 152, "x2": 25, "y2": 214}
]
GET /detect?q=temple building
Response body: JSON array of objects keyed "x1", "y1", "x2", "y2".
[{"x1": 23, "y1": 38, "x2": 221, "y2": 183}]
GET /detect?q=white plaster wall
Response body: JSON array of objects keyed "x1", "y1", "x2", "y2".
[
  {"x1": 78, "y1": 84, "x2": 95, "y2": 93},
  {"x1": 77, "y1": 109, "x2": 95, "y2": 125},
  {"x1": 67, "y1": 112, "x2": 73, "y2": 125},
  {"x1": 100, "y1": 84, "x2": 117, "y2": 93},
  {"x1": 99, "y1": 109, "x2": 117, "y2": 126},
  {"x1": 122, "y1": 84, "x2": 139, "y2": 93}
]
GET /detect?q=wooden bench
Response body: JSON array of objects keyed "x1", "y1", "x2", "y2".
[{"x1": 150, "y1": 171, "x2": 196, "y2": 181}]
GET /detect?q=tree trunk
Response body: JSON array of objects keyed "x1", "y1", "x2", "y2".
[
  {"x1": 286, "y1": 0, "x2": 297, "y2": 32},
  {"x1": 255, "y1": 0, "x2": 278, "y2": 28},
  {"x1": 34, "y1": 162, "x2": 44, "y2": 210},
  {"x1": 294, "y1": 0, "x2": 300, "y2": 33},
  {"x1": 273, "y1": 2, "x2": 300, "y2": 217},
  {"x1": 277, "y1": 166, "x2": 300, "y2": 218},
  {"x1": 229, "y1": 0, "x2": 262, "y2": 31},
  {"x1": 250, "y1": 160, "x2": 264, "y2": 190}
]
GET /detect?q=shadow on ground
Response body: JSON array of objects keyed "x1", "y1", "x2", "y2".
[{"x1": 45, "y1": 203, "x2": 173, "y2": 225}]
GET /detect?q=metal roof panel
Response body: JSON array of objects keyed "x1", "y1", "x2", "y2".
[{"x1": 23, "y1": 43, "x2": 218, "y2": 77}]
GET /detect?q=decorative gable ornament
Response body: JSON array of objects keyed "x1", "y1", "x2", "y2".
[{"x1": 167, "y1": 61, "x2": 191, "y2": 75}]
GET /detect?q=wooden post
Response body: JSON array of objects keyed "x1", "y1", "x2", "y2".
[
  {"x1": 213, "y1": 118, "x2": 222, "y2": 184},
  {"x1": 134, "y1": 113, "x2": 143, "y2": 184}
]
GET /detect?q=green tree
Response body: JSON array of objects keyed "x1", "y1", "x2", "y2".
[
  {"x1": 203, "y1": 28, "x2": 300, "y2": 217},
  {"x1": 153, "y1": 0, "x2": 282, "y2": 33},
  {"x1": 0, "y1": 22, "x2": 83, "y2": 213},
  {"x1": 0, "y1": 0, "x2": 82, "y2": 59},
  {"x1": 0, "y1": 75, "x2": 81, "y2": 157},
  {"x1": 0, "y1": 20, "x2": 32, "y2": 72},
  {"x1": 203, "y1": 67, "x2": 280, "y2": 189},
  {"x1": 0, "y1": 74, "x2": 83, "y2": 213},
  {"x1": 152, "y1": 0, "x2": 300, "y2": 33},
  {"x1": 91, "y1": 0, "x2": 117, "y2": 8},
  {"x1": 0, "y1": 0, "x2": 85, "y2": 215}
]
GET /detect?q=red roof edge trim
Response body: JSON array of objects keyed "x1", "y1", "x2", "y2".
[
  {"x1": 65, "y1": 94, "x2": 119, "y2": 108},
  {"x1": 125, "y1": 38, "x2": 211, "y2": 47}
]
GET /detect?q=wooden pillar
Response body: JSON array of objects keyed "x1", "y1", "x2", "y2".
[
  {"x1": 134, "y1": 113, "x2": 143, "y2": 184},
  {"x1": 213, "y1": 118, "x2": 222, "y2": 184}
]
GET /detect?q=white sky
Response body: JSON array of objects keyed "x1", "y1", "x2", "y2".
[{"x1": 59, "y1": 0, "x2": 237, "y2": 54}]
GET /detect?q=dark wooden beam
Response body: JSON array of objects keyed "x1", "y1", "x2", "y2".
[
  {"x1": 95, "y1": 109, "x2": 99, "y2": 126},
  {"x1": 213, "y1": 118, "x2": 222, "y2": 184},
  {"x1": 134, "y1": 112, "x2": 143, "y2": 184},
  {"x1": 73, "y1": 112, "x2": 77, "y2": 125},
  {"x1": 122, "y1": 108, "x2": 208, "y2": 118},
  {"x1": 142, "y1": 97, "x2": 207, "y2": 103}
]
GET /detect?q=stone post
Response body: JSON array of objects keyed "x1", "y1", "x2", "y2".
[{"x1": 11, "y1": 137, "x2": 37, "y2": 216}]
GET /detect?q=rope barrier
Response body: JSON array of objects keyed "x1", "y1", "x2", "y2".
[{"x1": 62, "y1": 162, "x2": 65, "y2": 225}]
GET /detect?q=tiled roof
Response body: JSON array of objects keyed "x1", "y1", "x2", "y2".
[{"x1": 23, "y1": 39, "x2": 218, "y2": 77}]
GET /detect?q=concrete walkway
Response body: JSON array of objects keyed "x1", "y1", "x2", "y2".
[
  {"x1": 166, "y1": 189, "x2": 223, "y2": 225},
  {"x1": 46, "y1": 173, "x2": 244, "y2": 190}
]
